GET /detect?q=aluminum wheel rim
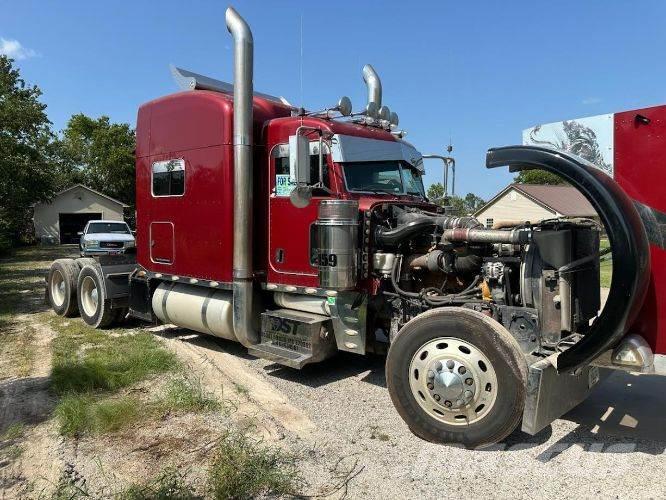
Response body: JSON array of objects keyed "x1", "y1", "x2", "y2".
[
  {"x1": 80, "y1": 276, "x2": 99, "y2": 318},
  {"x1": 409, "y1": 337, "x2": 498, "y2": 426},
  {"x1": 50, "y1": 270, "x2": 65, "y2": 307}
]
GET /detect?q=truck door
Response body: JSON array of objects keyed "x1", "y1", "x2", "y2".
[{"x1": 268, "y1": 142, "x2": 331, "y2": 282}]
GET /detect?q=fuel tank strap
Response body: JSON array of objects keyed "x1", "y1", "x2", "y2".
[{"x1": 486, "y1": 145, "x2": 651, "y2": 373}]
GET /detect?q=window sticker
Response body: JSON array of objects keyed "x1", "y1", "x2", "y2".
[{"x1": 275, "y1": 174, "x2": 296, "y2": 196}]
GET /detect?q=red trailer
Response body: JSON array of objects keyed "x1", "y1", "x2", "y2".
[{"x1": 46, "y1": 6, "x2": 664, "y2": 448}]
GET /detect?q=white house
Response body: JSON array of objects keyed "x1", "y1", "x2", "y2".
[
  {"x1": 33, "y1": 184, "x2": 128, "y2": 244},
  {"x1": 474, "y1": 184, "x2": 597, "y2": 229}
]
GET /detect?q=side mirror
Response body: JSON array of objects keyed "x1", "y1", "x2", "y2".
[
  {"x1": 77, "y1": 231, "x2": 83, "y2": 236},
  {"x1": 289, "y1": 134, "x2": 310, "y2": 185}
]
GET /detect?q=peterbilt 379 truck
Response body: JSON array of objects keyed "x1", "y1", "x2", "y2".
[{"x1": 46, "y1": 7, "x2": 664, "y2": 448}]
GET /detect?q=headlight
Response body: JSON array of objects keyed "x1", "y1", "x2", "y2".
[
  {"x1": 85, "y1": 240, "x2": 99, "y2": 247},
  {"x1": 125, "y1": 240, "x2": 135, "y2": 248}
]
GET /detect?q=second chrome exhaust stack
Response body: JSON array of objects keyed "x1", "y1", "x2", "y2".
[{"x1": 362, "y1": 64, "x2": 382, "y2": 111}]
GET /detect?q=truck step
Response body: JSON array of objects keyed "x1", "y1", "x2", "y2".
[
  {"x1": 248, "y1": 343, "x2": 313, "y2": 369},
  {"x1": 252, "y1": 308, "x2": 336, "y2": 369}
]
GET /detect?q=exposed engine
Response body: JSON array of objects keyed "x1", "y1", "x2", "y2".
[{"x1": 369, "y1": 205, "x2": 601, "y2": 355}]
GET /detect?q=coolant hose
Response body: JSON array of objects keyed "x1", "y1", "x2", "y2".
[{"x1": 375, "y1": 218, "x2": 437, "y2": 247}]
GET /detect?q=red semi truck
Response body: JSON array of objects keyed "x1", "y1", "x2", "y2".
[{"x1": 46, "y1": 7, "x2": 664, "y2": 448}]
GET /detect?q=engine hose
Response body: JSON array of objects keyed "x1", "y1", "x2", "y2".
[
  {"x1": 454, "y1": 253, "x2": 483, "y2": 275},
  {"x1": 375, "y1": 218, "x2": 437, "y2": 247},
  {"x1": 391, "y1": 255, "x2": 482, "y2": 304}
]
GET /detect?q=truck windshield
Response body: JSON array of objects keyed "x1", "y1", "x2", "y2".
[
  {"x1": 87, "y1": 223, "x2": 130, "y2": 234},
  {"x1": 343, "y1": 161, "x2": 425, "y2": 197}
]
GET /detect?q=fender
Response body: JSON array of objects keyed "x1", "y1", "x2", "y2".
[{"x1": 486, "y1": 145, "x2": 650, "y2": 373}]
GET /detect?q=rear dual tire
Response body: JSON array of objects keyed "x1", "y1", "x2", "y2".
[
  {"x1": 77, "y1": 264, "x2": 117, "y2": 328},
  {"x1": 47, "y1": 259, "x2": 80, "y2": 317},
  {"x1": 386, "y1": 307, "x2": 528, "y2": 449}
]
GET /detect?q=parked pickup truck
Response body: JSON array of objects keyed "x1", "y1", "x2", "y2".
[{"x1": 78, "y1": 220, "x2": 135, "y2": 257}]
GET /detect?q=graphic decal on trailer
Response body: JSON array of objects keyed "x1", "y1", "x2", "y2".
[{"x1": 523, "y1": 113, "x2": 614, "y2": 176}]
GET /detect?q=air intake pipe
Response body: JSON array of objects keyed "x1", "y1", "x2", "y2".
[
  {"x1": 362, "y1": 64, "x2": 382, "y2": 110},
  {"x1": 226, "y1": 6, "x2": 259, "y2": 347}
]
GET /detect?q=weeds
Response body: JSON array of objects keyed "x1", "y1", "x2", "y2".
[
  {"x1": 119, "y1": 468, "x2": 201, "y2": 500},
  {"x1": 208, "y1": 430, "x2": 303, "y2": 499},
  {"x1": 56, "y1": 395, "x2": 142, "y2": 436},
  {"x1": 232, "y1": 382, "x2": 249, "y2": 398},
  {"x1": 156, "y1": 377, "x2": 221, "y2": 415},
  {"x1": 0, "y1": 422, "x2": 25, "y2": 462},
  {"x1": 1, "y1": 422, "x2": 25, "y2": 441},
  {"x1": 50, "y1": 317, "x2": 179, "y2": 394}
]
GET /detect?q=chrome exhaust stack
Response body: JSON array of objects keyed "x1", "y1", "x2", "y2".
[
  {"x1": 362, "y1": 64, "x2": 382, "y2": 111},
  {"x1": 226, "y1": 6, "x2": 259, "y2": 347}
]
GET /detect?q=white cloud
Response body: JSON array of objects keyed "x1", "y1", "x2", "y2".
[
  {"x1": 0, "y1": 38, "x2": 38, "y2": 60},
  {"x1": 582, "y1": 97, "x2": 602, "y2": 105}
]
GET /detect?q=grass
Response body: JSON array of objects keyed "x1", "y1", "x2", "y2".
[
  {"x1": 50, "y1": 323, "x2": 179, "y2": 394},
  {"x1": 0, "y1": 423, "x2": 25, "y2": 463},
  {"x1": 0, "y1": 246, "x2": 71, "y2": 378},
  {"x1": 56, "y1": 394, "x2": 142, "y2": 436},
  {"x1": 207, "y1": 430, "x2": 303, "y2": 500},
  {"x1": 48, "y1": 315, "x2": 187, "y2": 436},
  {"x1": 119, "y1": 468, "x2": 201, "y2": 500},
  {"x1": 156, "y1": 377, "x2": 221, "y2": 415},
  {"x1": 119, "y1": 428, "x2": 304, "y2": 500},
  {"x1": 49, "y1": 316, "x2": 220, "y2": 436}
]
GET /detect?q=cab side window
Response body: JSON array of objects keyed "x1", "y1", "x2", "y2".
[{"x1": 274, "y1": 155, "x2": 329, "y2": 193}]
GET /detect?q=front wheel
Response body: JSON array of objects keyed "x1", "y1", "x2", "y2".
[{"x1": 386, "y1": 307, "x2": 528, "y2": 449}]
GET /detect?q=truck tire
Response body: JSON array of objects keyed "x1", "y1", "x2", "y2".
[
  {"x1": 75, "y1": 257, "x2": 97, "y2": 269},
  {"x1": 76, "y1": 263, "x2": 116, "y2": 328},
  {"x1": 386, "y1": 307, "x2": 528, "y2": 449},
  {"x1": 47, "y1": 259, "x2": 80, "y2": 317}
]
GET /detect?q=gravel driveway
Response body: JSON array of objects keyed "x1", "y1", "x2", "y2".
[{"x1": 167, "y1": 331, "x2": 666, "y2": 499}]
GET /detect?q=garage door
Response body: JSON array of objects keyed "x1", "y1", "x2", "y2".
[{"x1": 59, "y1": 213, "x2": 102, "y2": 244}]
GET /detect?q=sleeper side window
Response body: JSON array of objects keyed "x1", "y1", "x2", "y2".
[{"x1": 152, "y1": 159, "x2": 185, "y2": 197}]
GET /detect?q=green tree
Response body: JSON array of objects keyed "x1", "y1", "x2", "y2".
[
  {"x1": 426, "y1": 182, "x2": 445, "y2": 200},
  {"x1": 0, "y1": 56, "x2": 56, "y2": 250},
  {"x1": 56, "y1": 114, "x2": 136, "y2": 208},
  {"x1": 514, "y1": 169, "x2": 566, "y2": 185},
  {"x1": 426, "y1": 183, "x2": 486, "y2": 215}
]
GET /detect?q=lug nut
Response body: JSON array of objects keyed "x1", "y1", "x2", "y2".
[
  {"x1": 433, "y1": 394, "x2": 441, "y2": 401},
  {"x1": 427, "y1": 370, "x2": 435, "y2": 379},
  {"x1": 458, "y1": 366, "x2": 466, "y2": 375},
  {"x1": 444, "y1": 400, "x2": 452, "y2": 407},
  {"x1": 446, "y1": 360, "x2": 455, "y2": 370},
  {"x1": 456, "y1": 399, "x2": 463, "y2": 406},
  {"x1": 464, "y1": 390, "x2": 473, "y2": 398},
  {"x1": 435, "y1": 361, "x2": 443, "y2": 371},
  {"x1": 427, "y1": 383, "x2": 434, "y2": 390},
  {"x1": 465, "y1": 378, "x2": 474, "y2": 386}
]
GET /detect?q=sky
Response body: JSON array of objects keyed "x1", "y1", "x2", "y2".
[{"x1": 4, "y1": 0, "x2": 666, "y2": 199}]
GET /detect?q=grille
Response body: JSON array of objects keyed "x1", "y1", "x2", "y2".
[{"x1": 100, "y1": 241, "x2": 123, "y2": 249}]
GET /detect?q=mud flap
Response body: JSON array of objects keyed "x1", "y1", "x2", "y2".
[
  {"x1": 486, "y1": 146, "x2": 651, "y2": 373},
  {"x1": 522, "y1": 355, "x2": 602, "y2": 435}
]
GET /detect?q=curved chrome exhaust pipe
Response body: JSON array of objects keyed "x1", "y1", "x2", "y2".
[
  {"x1": 362, "y1": 64, "x2": 382, "y2": 110},
  {"x1": 226, "y1": 6, "x2": 259, "y2": 347}
]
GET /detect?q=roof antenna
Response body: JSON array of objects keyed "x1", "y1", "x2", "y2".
[{"x1": 299, "y1": 14, "x2": 304, "y2": 107}]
